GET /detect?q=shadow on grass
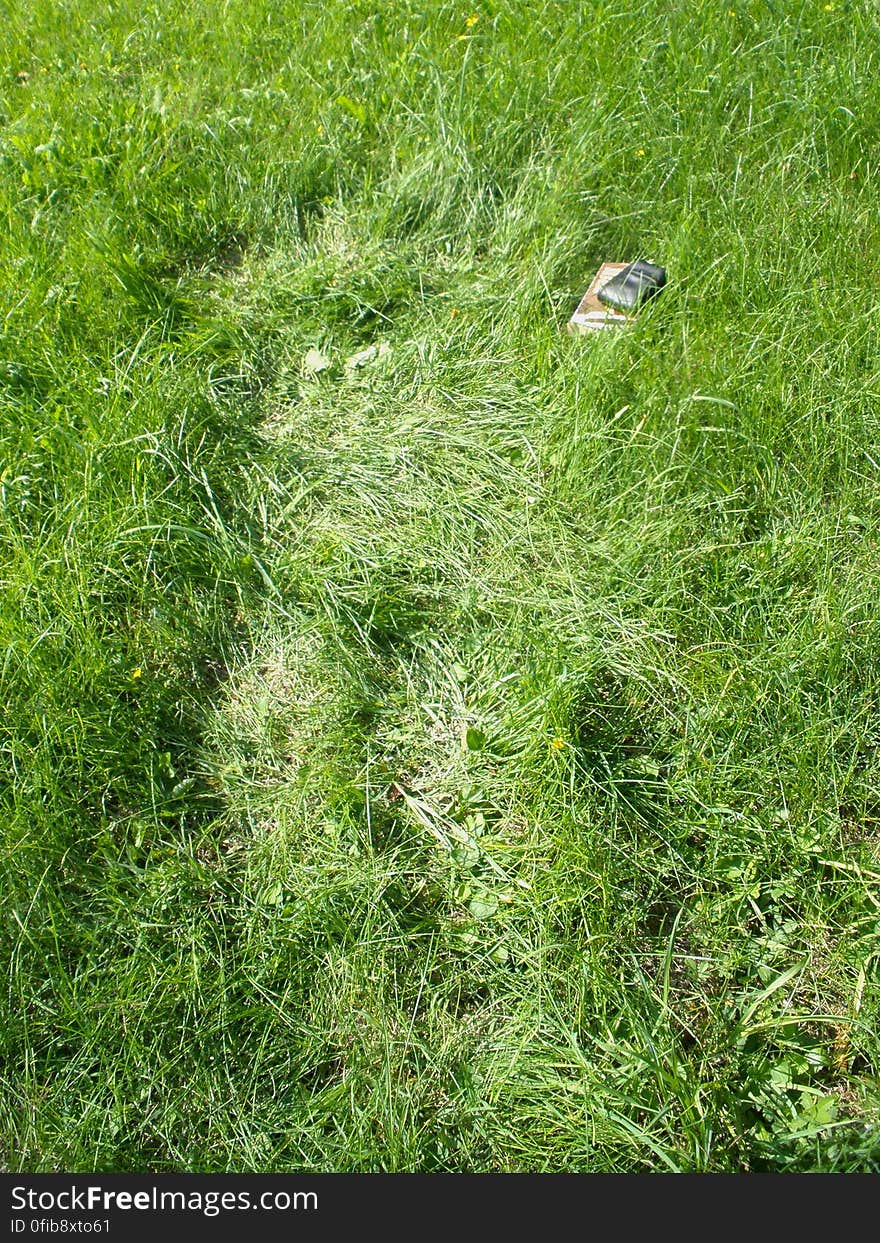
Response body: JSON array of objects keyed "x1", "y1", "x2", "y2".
[{"x1": 568, "y1": 666, "x2": 673, "y2": 830}]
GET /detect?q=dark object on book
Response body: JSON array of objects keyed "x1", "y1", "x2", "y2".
[{"x1": 597, "y1": 260, "x2": 666, "y2": 313}]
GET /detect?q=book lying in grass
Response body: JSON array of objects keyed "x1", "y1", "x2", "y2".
[{"x1": 567, "y1": 262, "x2": 630, "y2": 333}]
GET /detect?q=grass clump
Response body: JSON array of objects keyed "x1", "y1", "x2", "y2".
[{"x1": 2, "y1": 0, "x2": 880, "y2": 1171}]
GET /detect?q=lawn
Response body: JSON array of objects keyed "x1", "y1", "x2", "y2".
[{"x1": 2, "y1": 0, "x2": 880, "y2": 1171}]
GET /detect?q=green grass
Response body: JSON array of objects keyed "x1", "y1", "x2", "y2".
[{"x1": 2, "y1": 0, "x2": 880, "y2": 1171}]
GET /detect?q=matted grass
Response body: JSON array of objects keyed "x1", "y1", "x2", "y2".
[{"x1": 2, "y1": 0, "x2": 880, "y2": 1170}]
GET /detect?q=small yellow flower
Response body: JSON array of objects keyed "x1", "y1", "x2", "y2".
[
  {"x1": 131, "y1": 667, "x2": 142, "y2": 679},
  {"x1": 465, "y1": 13, "x2": 480, "y2": 27},
  {"x1": 550, "y1": 737, "x2": 566, "y2": 751},
  {"x1": 824, "y1": 3, "x2": 834, "y2": 9},
  {"x1": 636, "y1": 148, "x2": 645, "y2": 157}
]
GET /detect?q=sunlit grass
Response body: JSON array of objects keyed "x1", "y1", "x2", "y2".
[{"x1": 2, "y1": 0, "x2": 879, "y2": 1171}]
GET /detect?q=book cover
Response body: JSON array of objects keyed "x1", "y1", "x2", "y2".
[{"x1": 567, "y1": 262, "x2": 630, "y2": 334}]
